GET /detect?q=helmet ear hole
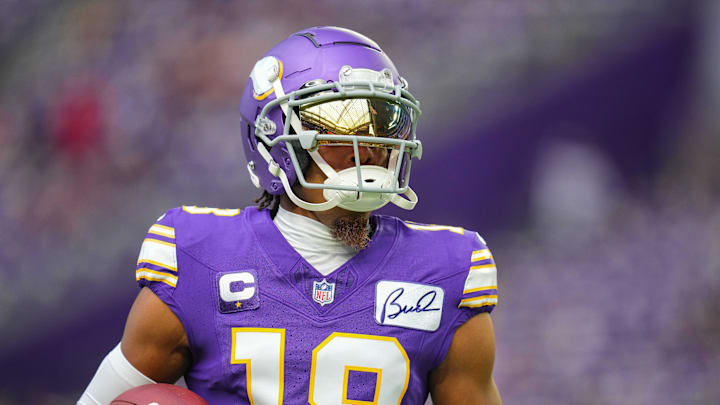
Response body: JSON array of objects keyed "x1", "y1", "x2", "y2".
[
  {"x1": 289, "y1": 140, "x2": 311, "y2": 172},
  {"x1": 246, "y1": 124, "x2": 256, "y2": 152},
  {"x1": 288, "y1": 107, "x2": 300, "y2": 135}
]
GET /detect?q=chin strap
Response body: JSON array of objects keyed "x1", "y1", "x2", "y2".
[
  {"x1": 255, "y1": 141, "x2": 340, "y2": 211},
  {"x1": 308, "y1": 150, "x2": 339, "y2": 179},
  {"x1": 390, "y1": 188, "x2": 418, "y2": 210},
  {"x1": 279, "y1": 166, "x2": 343, "y2": 211}
]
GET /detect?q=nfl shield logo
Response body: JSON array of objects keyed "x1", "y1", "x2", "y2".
[{"x1": 313, "y1": 278, "x2": 335, "y2": 306}]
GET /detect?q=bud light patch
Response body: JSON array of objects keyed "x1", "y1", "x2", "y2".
[{"x1": 313, "y1": 278, "x2": 336, "y2": 306}]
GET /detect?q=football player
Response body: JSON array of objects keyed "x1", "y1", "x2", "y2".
[{"x1": 79, "y1": 26, "x2": 502, "y2": 405}]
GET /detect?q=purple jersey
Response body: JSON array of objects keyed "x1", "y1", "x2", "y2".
[{"x1": 135, "y1": 206, "x2": 498, "y2": 405}]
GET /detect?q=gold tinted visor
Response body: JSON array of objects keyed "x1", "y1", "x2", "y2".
[{"x1": 299, "y1": 98, "x2": 413, "y2": 145}]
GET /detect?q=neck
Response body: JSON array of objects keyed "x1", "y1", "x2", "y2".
[
  {"x1": 279, "y1": 193, "x2": 318, "y2": 221},
  {"x1": 273, "y1": 206, "x2": 358, "y2": 276},
  {"x1": 279, "y1": 193, "x2": 375, "y2": 250}
]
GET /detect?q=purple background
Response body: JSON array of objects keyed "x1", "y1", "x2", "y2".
[{"x1": 1, "y1": 1, "x2": 718, "y2": 404}]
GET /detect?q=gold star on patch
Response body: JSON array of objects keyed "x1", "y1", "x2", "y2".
[{"x1": 235, "y1": 301, "x2": 242, "y2": 308}]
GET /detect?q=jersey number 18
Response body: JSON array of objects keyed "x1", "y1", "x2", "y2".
[{"x1": 231, "y1": 328, "x2": 410, "y2": 405}]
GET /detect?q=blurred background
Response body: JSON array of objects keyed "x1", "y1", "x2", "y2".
[{"x1": 0, "y1": 0, "x2": 718, "y2": 403}]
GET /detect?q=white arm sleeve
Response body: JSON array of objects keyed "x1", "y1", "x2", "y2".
[{"x1": 77, "y1": 343, "x2": 155, "y2": 405}]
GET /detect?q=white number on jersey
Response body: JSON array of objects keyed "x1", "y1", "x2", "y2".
[{"x1": 230, "y1": 330, "x2": 409, "y2": 405}]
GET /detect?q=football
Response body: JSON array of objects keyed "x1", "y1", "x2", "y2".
[{"x1": 111, "y1": 384, "x2": 209, "y2": 405}]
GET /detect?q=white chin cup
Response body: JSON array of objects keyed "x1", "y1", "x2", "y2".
[{"x1": 322, "y1": 166, "x2": 395, "y2": 212}]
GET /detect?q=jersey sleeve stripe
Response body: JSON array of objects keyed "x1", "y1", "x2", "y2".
[
  {"x1": 463, "y1": 285, "x2": 498, "y2": 294},
  {"x1": 471, "y1": 249, "x2": 493, "y2": 262},
  {"x1": 143, "y1": 233, "x2": 175, "y2": 245},
  {"x1": 460, "y1": 294, "x2": 497, "y2": 303},
  {"x1": 135, "y1": 267, "x2": 177, "y2": 278},
  {"x1": 137, "y1": 238, "x2": 177, "y2": 272},
  {"x1": 461, "y1": 235, "x2": 498, "y2": 310},
  {"x1": 150, "y1": 223, "x2": 175, "y2": 232},
  {"x1": 148, "y1": 224, "x2": 175, "y2": 239},
  {"x1": 142, "y1": 237, "x2": 175, "y2": 248},
  {"x1": 136, "y1": 269, "x2": 177, "y2": 287},
  {"x1": 463, "y1": 264, "x2": 497, "y2": 296},
  {"x1": 137, "y1": 260, "x2": 177, "y2": 273},
  {"x1": 469, "y1": 264, "x2": 496, "y2": 271},
  {"x1": 458, "y1": 297, "x2": 497, "y2": 309},
  {"x1": 462, "y1": 288, "x2": 498, "y2": 300}
]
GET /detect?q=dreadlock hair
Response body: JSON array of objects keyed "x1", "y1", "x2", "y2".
[{"x1": 255, "y1": 190, "x2": 281, "y2": 217}]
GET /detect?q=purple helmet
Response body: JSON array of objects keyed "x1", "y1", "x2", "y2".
[{"x1": 239, "y1": 26, "x2": 422, "y2": 212}]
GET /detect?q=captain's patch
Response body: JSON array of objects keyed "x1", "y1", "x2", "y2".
[{"x1": 217, "y1": 270, "x2": 260, "y2": 313}]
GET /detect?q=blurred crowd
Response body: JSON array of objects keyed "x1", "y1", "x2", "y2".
[
  {"x1": 496, "y1": 147, "x2": 720, "y2": 403},
  {"x1": 0, "y1": 0, "x2": 717, "y2": 404}
]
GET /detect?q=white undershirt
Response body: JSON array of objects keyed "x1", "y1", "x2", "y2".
[{"x1": 273, "y1": 206, "x2": 358, "y2": 276}]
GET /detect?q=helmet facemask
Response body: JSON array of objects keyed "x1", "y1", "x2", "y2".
[{"x1": 249, "y1": 56, "x2": 422, "y2": 212}]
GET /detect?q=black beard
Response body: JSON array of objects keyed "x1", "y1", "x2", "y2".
[{"x1": 330, "y1": 215, "x2": 371, "y2": 250}]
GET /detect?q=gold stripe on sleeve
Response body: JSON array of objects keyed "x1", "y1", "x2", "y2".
[{"x1": 463, "y1": 285, "x2": 498, "y2": 294}]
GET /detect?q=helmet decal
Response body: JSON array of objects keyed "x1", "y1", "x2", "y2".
[{"x1": 251, "y1": 56, "x2": 283, "y2": 101}]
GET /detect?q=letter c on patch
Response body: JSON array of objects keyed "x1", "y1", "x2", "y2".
[{"x1": 219, "y1": 272, "x2": 256, "y2": 302}]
